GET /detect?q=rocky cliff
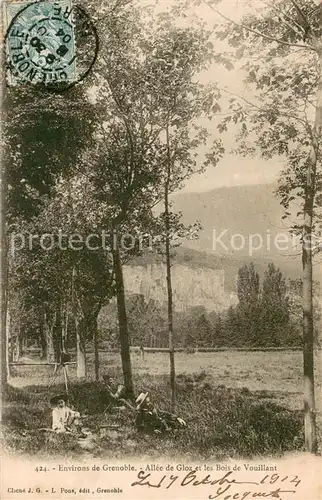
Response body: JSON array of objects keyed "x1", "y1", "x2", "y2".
[{"x1": 123, "y1": 262, "x2": 236, "y2": 312}]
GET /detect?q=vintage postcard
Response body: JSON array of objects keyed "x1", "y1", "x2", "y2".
[{"x1": 1, "y1": 0, "x2": 322, "y2": 499}]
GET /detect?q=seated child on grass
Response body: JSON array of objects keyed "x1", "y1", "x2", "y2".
[{"x1": 50, "y1": 394, "x2": 82, "y2": 434}]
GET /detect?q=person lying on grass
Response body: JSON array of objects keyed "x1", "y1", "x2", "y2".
[
  {"x1": 50, "y1": 394, "x2": 86, "y2": 437},
  {"x1": 135, "y1": 392, "x2": 186, "y2": 434}
]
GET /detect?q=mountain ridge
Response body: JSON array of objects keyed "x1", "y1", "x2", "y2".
[{"x1": 124, "y1": 182, "x2": 321, "y2": 310}]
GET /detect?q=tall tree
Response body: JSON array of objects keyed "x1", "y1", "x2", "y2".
[
  {"x1": 260, "y1": 263, "x2": 290, "y2": 346},
  {"x1": 90, "y1": 3, "x2": 223, "y2": 400},
  {"x1": 223, "y1": 306, "x2": 241, "y2": 347},
  {"x1": 236, "y1": 262, "x2": 261, "y2": 345},
  {"x1": 211, "y1": 0, "x2": 322, "y2": 452},
  {"x1": 145, "y1": 18, "x2": 223, "y2": 410},
  {"x1": 85, "y1": 2, "x2": 169, "y2": 397},
  {"x1": 164, "y1": 127, "x2": 176, "y2": 410}
]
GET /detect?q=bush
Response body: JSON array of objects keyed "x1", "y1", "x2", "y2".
[{"x1": 69, "y1": 382, "x2": 113, "y2": 414}]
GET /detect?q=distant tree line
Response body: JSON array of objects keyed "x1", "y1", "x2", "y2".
[
  {"x1": 9, "y1": 260, "x2": 320, "y2": 359},
  {"x1": 97, "y1": 262, "x2": 320, "y2": 349}
]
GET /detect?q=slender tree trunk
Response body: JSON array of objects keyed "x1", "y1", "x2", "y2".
[
  {"x1": 302, "y1": 219, "x2": 316, "y2": 453},
  {"x1": 46, "y1": 323, "x2": 55, "y2": 363},
  {"x1": 301, "y1": 51, "x2": 322, "y2": 453},
  {"x1": 17, "y1": 317, "x2": 23, "y2": 361},
  {"x1": 6, "y1": 297, "x2": 11, "y2": 379},
  {"x1": 112, "y1": 243, "x2": 134, "y2": 399},
  {"x1": 54, "y1": 298, "x2": 62, "y2": 363},
  {"x1": 15, "y1": 339, "x2": 20, "y2": 362},
  {"x1": 1, "y1": 75, "x2": 9, "y2": 392},
  {"x1": 93, "y1": 315, "x2": 100, "y2": 382},
  {"x1": 44, "y1": 304, "x2": 55, "y2": 362},
  {"x1": 1, "y1": 232, "x2": 10, "y2": 391},
  {"x1": 62, "y1": 294, "x2": 68, "y2": 351},
  {"x1": 76, "y1": 318, "x2": 87, "y2": 378},
  {"x1": 39, "y1": 324, "x2": 47, "y2": 360},
  {"x1": 72, "y1": 267, "x2": 87, "y2": 378},
  {"x1": 39, "y1": 306, "x2": 47, "y2": 360},
  {"x1": 165, "y1": 125, "x2": 176, "y2": 412}
]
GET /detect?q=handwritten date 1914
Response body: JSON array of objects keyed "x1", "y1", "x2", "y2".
[{"x1": 131, "y1": 470, "x2": 301, "y2": 500}]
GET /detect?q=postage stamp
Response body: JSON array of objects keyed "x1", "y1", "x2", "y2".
[{"x1": 4, "y1": 0, "x2": 77, "y2": 85}]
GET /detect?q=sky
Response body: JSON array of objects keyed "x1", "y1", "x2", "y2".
[
  {"x1": 146, "y1": 0, "x2": 314, "y2": 194},
  {"x1": 180, "y1": 156, "x2": 284, "y2": 193},
  {"x1": 161, "y1": 0, "x2": 286, "y2": 193}
]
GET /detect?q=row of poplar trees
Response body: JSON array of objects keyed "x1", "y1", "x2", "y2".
[{"x1": 2, "y1": 1, "x2": 222, "y2": 403}]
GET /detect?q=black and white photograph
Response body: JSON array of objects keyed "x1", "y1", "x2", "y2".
[{"x1": 1, "y1": 0, "x2": 322, "y2": 498}]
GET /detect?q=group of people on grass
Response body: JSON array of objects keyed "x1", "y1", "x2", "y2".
[{"x1": 50, "y1": 380, "x2": 186, "y2": 438}]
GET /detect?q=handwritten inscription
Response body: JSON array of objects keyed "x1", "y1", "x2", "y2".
[{"x1": 131, "y1": 470, "x2": 301, "y2": 499}]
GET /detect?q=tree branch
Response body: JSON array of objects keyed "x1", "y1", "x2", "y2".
[
  {"x1": 289, "y1": 0, "x2": 313, "y2": 39},
  {"x1": 258, "y1": 0, "x2": 306, "y2": 38},
  {"x1": 202, "y1": 0, "x2": 317, "y2": 52},
  {"x1": 100, "y1": 59, "x2": 136, "y2": 186},
  {"x1": 221, "y1": 87, "x2": 311, "y2": 131}
]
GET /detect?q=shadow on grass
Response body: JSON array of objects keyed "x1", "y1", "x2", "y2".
[{"x1": 2, "y1": 372, "x2": 304, "y2": 459}]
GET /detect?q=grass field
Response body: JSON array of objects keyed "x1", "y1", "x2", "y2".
[
  {"x1": 10, "y1": 350, "x2": 322, "y2": 412},
  {"x1": 4, "y1": 350, "x2": 321, "y2": 459}
]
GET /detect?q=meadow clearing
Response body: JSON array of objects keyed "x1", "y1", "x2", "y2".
[
  {"x1": 9, "y1": 349, "x2": 322, "y2": 411},
  {"x1": 4, "y1": 350, "x2": 321, "y2": 459}
]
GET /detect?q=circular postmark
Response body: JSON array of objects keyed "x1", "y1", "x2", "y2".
[{"x1": 5, "y1": 0, "x2": 99, "y2": 90}]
